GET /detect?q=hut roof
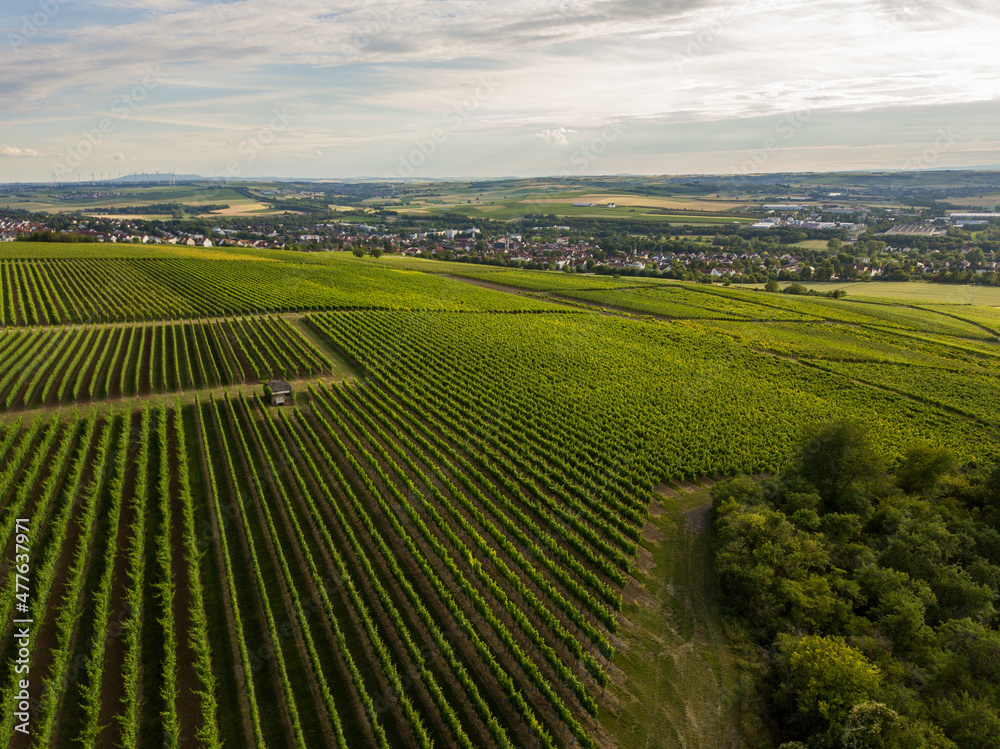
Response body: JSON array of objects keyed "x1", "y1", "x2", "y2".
[{"x1": 267, "y1": 379, "x2": 292, "y2": 395}]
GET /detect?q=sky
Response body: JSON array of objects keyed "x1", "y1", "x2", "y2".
[{"x1": 1, "y1": 0, "x2": 999, "y2": 182}]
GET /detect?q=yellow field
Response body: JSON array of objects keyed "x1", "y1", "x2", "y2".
[
  {"x1": 82, "y1": 213, "x2": 172, "y2": 221},
  {"x1": 208, "y1": 202, "x2": 272, "y2": 215}
]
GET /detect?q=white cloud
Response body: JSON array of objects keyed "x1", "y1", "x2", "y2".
[
  {"x1": 0, "y1": 144, "x2": 41, "y2": 157},
  {"x1": 537, "y1": 127, "x2": 576, "y2": 145}
]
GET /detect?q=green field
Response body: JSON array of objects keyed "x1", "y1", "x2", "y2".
[
  {"x1": 760, "y1": 280, "x2": 1000, "y2": 306},
  {"x1": 1, "y1": 244, "x2": 997, "y2": 748},
  {"x1": 790, "y1": 239, "x2": 834, "y2": 250},
  {"x1": 401, "y1": 198, "x2": 753, "y2": 225},
  {"x1": 2, "y1": 185, "x2": 264, "y2": 215},
  {"x1": 0, "y1": 241, "x2": 265, "y2": 260},
  {"x1": 385, "y1": 260, "x2": 1000, "y2": 324}
]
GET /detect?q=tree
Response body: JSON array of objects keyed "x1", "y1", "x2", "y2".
[
  {"x1": 930, "y1": 693, "x2": 1000, "y2": 749},
  {"x1": 896, "y1": 446, "x2": 957, "y2": 495},
  {"x1": 351, "y1": 246, "x2": 364, "y2": 258},
  {"x1": 980, "y1": 461, "x2": 1000, "y2": 516},
  {"x1": 839, "y1": 702, "x2": 902, "y2": 749},
  {"x1": 370, "y1": 246, "x2": 383, "y2": 259},
  {"x1": 856, "y1": 566, "x2": 935, "y2": 653},
  {"x1": 935, "y1": 618, "x2": 1000, "y2": 688},
  {"x1": 795, "y1": 422, "x2": 884, "y2": 514},
  {"x1": 765, "y1": 279, "x2": 781, "y2": 292},
  {"x1": 775, "y1": 634, "x2": 883, "y2": 733},
  {"x1": 711, "y1": 475, "x2": 764, "y2": 512},
  {"x1": 713, "y1": 490, "x2": 838, "y2": 632}
]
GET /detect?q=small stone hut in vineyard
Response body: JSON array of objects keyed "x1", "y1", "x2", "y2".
[{"x1": 264, "y1": 379, "x2": 292, "y2": 406}]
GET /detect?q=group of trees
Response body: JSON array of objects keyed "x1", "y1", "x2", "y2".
[
  {"x1": 86, "y1": 203, "x2": 229, "y2": 216},
  {"x1": 762, "y1": 280, "x2": 847, "y2": 298},
  {"x1": 17, "y1": 229, "x2": 99, "y2": 243},
  {"x1": 349, "y1": 239, "x2": 393, "y2": 258},
  {"x1": 712, "y1": 423, "x2": 1000, "y2": 748}
]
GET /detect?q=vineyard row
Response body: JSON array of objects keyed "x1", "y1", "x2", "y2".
[{"x1": 0, "y1": 315, "x2": 330, "y2": 411}]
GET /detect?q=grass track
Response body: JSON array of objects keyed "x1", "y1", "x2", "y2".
[{"x1": 600, "y1": 484, "x2": 769, "y2": 749}]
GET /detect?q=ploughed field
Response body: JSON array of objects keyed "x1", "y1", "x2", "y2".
[{"x1": 1, "y1": 243, "x2": 998, "y2": 748}]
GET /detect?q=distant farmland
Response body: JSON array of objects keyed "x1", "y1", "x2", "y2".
[{"x1": 400, "y1": 199, "x2": 753, "y2": 224}]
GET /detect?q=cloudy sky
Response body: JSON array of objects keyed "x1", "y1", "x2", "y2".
[{"x1": 1, "y1": 0, "x2": 999, "y2": 182}]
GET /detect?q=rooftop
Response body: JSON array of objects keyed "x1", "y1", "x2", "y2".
[{"x1": 267, "y1": 379, "x2": 292, "y2": 394}]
